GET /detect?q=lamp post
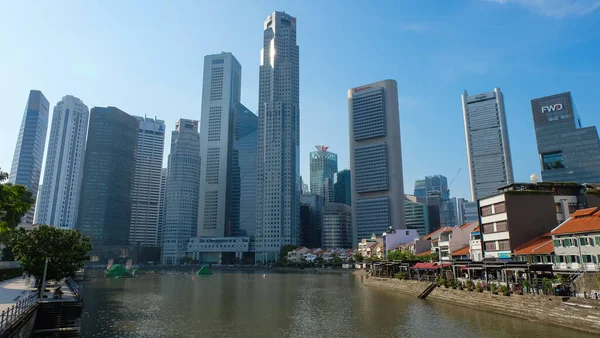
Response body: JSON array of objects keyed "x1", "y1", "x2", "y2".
[{"x1": 39, "y1": 257, "x2": 49, "y2": 299}]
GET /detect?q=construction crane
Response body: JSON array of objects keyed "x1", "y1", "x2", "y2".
[{"x1": 447, "y1": 168, "x2": 461, "y2": 191}]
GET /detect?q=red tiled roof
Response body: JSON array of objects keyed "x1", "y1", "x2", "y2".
[
  {"x1": 432, "y1": 238, "x2": 439, "y2": 243},
  {"x1": 471, "y1": 226, "x2": 480, "y2": 232},
  {"x1": 552, "y1": 207, "x2": 600, "y2": 235},
  {"x1": 416, "y1": 250, "x2": 431, "y2": 257},
  {"x1": 513, "y1": 234, "x2": 554, "y2": 255},
  {"x1": 424, "y1": 227, "x2": 452, "y2": 239},
  {"x1": 451, "y1": 246, "x2": 470, "y2": 256},
  {"x1": 459, "y1": 222, "x2": 477, "y2": 230}
]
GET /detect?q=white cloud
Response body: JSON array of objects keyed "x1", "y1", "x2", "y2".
[{"x1": 487, "y1": 0, "x2": 600, "y2": 18}]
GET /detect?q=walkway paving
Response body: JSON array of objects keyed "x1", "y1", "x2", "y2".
[{"x1": 0, "y1": 277, "x2": 76, "y2": 314}]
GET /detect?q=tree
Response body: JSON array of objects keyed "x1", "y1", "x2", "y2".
[
  {"x1": 11, "y1": 225, "x2": 92, "y2": 288},
  {"x1": 332, "y1": 255, "x2": 343, "y2": 264},
  {"x1": 279, "y1": 244, "x2": 297, "y2": 259},
  {"x1": 180, "y1": 256, "x2": 194, "y2": 265},
  {"x1": 353, "y1": 252, "x2": 364, "y2": 263},
  {"x1": 315, "y1": 256, "x2": 324, "y2": 265},
  {"x1": 0, "y1": 168, "x2": 34, "y2": 236}
]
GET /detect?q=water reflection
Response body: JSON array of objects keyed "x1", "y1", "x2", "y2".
[{"x1": 81, "y1": 272, "x2": 598, "y2": 338}]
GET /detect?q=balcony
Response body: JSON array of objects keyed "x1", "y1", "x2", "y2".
[
  {"x1": 470, "y1": 239, "x2": 481, "y2": 250},
  {"x1": 438, "y1": 241, "x2": 450, "y2": 248}
]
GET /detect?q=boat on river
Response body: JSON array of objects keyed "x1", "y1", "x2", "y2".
[{"x1": 195, "y1": 266, "x2": 213, "y2": 276}]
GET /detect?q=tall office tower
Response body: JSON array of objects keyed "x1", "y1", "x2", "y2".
[
  {"x1": 532, "y1": 92, "x2": 600, "y2": 184},
  {"x1": 413, "y1": 175, "x2": 452, "y2": 226},
  {"x1": 348, "y1": 80, "x2": 405, "y2": 246},
  {"x1": 300, "y1": 193, "x2": 323, "y2": 248},
  {"x1": 414, "y1": 175, "x2": 449, "y2": 201},
  {"x1": 300, "y1": 176, "x2": 309, "y2": 194},
  {"x1": 404, "y1": 195, "x2": 430, "y2": 236},
  {"x1": 77, "y1": 107, "x2": 138, "y2": 261},
  {"x1": 198, "y1": 53, "x2": 242, "y2": 238},
  {"x1": 230, "y1": 104, "x2": 258, "y2": 237},
  {"x1": 10, "y1": 90, "x2": 49, "y2": 225},
  {"x1": 310, "y1": 145, "x2": 338, "y2": 201},
  {"x1": 462, "y1": 88, "x2": 514, "y2": 201},
  {"x1": 334, "y1": 169, "x2": 352, "y2": 206},
  {"x1": 129, "y1": 116, "x2": 165, "y2": 247},
  {"x1": 322, "y1": 203, "x2": 352, "y2": 249},
  {"x1": 255, "y1": 11, "x2": 300, "y2": 262},
  {"x1": 162, "y1": 119, "x2": 201, "y2": 265},
  {"x1": 157, "y1": 168, "x2": 167, "y2": 244},
  {"x1": 35, "y1": 96, "x2": 89, "y2": 228}
]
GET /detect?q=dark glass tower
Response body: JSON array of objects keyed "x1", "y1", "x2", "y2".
[
  {"x1": 532, "y1": 92, "x2": 600, "y2": 184},
  {"x1": 230, "y1": 104, "x2": 258, "y2": 238},
  {"x1": 77, "y1": 107, "x2": 138, "y2": 261},
  {"x1": 333, "y1": 169, "x2": 351, "y2": 206},
  {"x1": 10, "y1": 90, "x2": 49, "y2": 225},
  {"x1": 309, "y1": 145, "x2": 338, "y2": 202}
]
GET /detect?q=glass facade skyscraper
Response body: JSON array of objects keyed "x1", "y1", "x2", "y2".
[
  {"x1": 334, "y1": 169, "x2": 351, "y2": 206},
  {"x1": 349, "y1": 80, "x2": 405, "y2": 246},
  {"x1": 36, "y1": 95, "x2": 88, "y2": 229},
  {"x1": 230, "y1": 104, "x2": 258, "y2": 238},
  {"x1": 404, "y1": 195, "x2": 430, "y2": 236},
  {"x1": 322, "y1": 203, "x2": 352, "y2": 249},
  {"x1": 77, "y1": 107, "x2": 138, "y2": 261},
  {"x1": 10, "y1": 90, "x2": 49, "y2": 225},
  {"x1": 300, "y1": 193, "x2": 323, "y2": 248},
  {"x1": 414, "y1": 175, "x2": 454, "y2": 227},
  {"x1": 462, "y1": 88, "x2": 514, "y2": 201},
  {"x1": 532, "y1": 92, "x2": 600, "y2": 184},
  {"x1": 310, "y1": 145, "x2": 338, "y2": 202},
  {"x1": 414, "y1": 175, "x2": 449, "y2": 201}
]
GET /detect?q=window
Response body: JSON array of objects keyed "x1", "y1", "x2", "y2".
[
  {"x1": 555, "y1": 203, "x2": 562, "y2": 213},
  {"x1": 482, "y1": 223, "x2": 494, "y2": 234},
  {"x1": 553, "y1": 240, "x2": 561, "y2": 247},
  {"x1": 495, "y1": 221, "x2": 508, "y2": 232},
  {"x1": 595, "y1": 237, "x2": 600, "y2": 246},
  {"x1": 485, "y1": 241, "x2": 497, "y2": 251},
  {"x1": 498, "y1": 240, "x2": 510, "y2": 251},
  {"x1": 542, "y1": 152, "x2": 564, "y2": 170},
  {"x1": 481, "y1": 206, "x2": 492, "y2": 216},
  {"x1": 568, "y1": 203, "x2": 578, "y2": 214},
  {"x1": 494, "y1": 202, "x2": 506, "y2": 213},
  {"x1": 580, "y1": 237, "x2": 590, "y2": 246},
  {"x1": 583, "y1": 255, "x2": 593, "y2": 263}
]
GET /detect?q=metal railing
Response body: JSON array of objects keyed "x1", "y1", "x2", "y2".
[
  {"x1": 65, "y1": 279, "x2": 81, "y2": 301},
  {"x1": 0, "y1": 293, "x2": 37, "y2": 334}
]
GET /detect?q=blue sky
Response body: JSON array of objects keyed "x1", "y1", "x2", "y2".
[{"x1": 1, "y1": 0, "x2": 599, "y2": 200}]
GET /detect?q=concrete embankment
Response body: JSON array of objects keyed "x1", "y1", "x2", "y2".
[{"x1": 364, "y1": 277, "x2": 600, "y2": 335}]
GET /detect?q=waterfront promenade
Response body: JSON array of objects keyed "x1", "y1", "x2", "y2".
[{"x1": 0, "y1": 277, "x2": 76, "y2": 314}]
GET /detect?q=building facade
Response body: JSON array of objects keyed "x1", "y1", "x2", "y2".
[
  {"x1": 455, "y1": 197, "x2": 479, "y2": 225},
  {"x1": 300, "y1": 193, "x2": 324, "y2": 249},
  {"x1": 531, "y1": 92, "x2": 600, "y2": 184},
  {"x1": 551, "y1": 207, "x2": 600, "y2": 272},
  {"x1": 35, "y1": 95, "x2": 88, "y2": 228},
  {"x1": 348, "y1": 80, "x2": 405, "y2": 247},
  {"x1": 414, "y1": 175, "x2": 449, "y2": 201},
  {"x1": 415, "y1": 175, "x2": 454, "y2": 228},
  {"x1": 322, "y1": 203, "x2": 352, "y2": 249},
  {"x1": 462, "y1": 88, "x2": 514, "y2": 201},
  {"x1": 129, "y1": 116, "x2": 165, "y2": 247},
  {"x1": 198, "y1": 53, "x2": 242, "y2": 238},
  {"x1": 77, "y1": 107, "x2": 138, "y2": 261},
  {"x1": 255, "y1": 11, "x2": 301, "y2": 262},
  {"x1": 310, "y1": 145, "x2": 338, "y2": 202},
  {"x1": 157, "y1": 168, "x2": 167, "y2": 245},
  {"x1": 334, "y1": 169, "x2": 351, "y2": 206},
  {"x1": 404, "y1": 195, "x2": 430, "y2": 236},
  {"x1": 162, "y1": 119, "x2": 201, "y2": 264},
  {"x1": 10, "y1": 90, "x2": 49, "y2": 226}
]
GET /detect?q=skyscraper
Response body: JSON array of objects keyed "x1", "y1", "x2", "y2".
[
  {"x1": 322, "y1": 203, "x2": 352, "y2": 249},
  {"x1": 348, "y1": 80, "x2": 405, "y2": 246},
  {"x1": 531, "y1": 92, "x2": 600, "y2": 184},
  {"x1": 10, "y1": 90, "x2": 49, "y2": 225},
  {"x1": 309, "y1": 145, "x2": 338, "y2": 202},
  {"x1": 35, "y1": 95, "x2": 89, "y2": 228},
  {"x1": 255, "y1": 11, "x2": 300, "y2": 262},
  {"x1": 300, "y1": 193, "x2": 323, "y2": 248},
  {"x1": 334, "y1": 169, "x2": 351, "y2": 206},
  {"x1": 198, "y1": 53, "x2": 242, "y2": 238},
  {"x1": 414, "y1": 175, "x2": 449, "y2": 201},
  {"x1": 129, "y1": 116, "x2": 165, "y2": 247},
  {"x1": 404, "y1": 195, "x2": 430, "y2": 236},
  {"x1": 77, "y1": 107, "x2": 138, "y2": 261},
  {"x1": 157, "y1": 168, "x2": 167, "y2": 245},
  {"x1": 454, "y1": 198, "x2": 478, "y2": 224},
  {"x1": 462, "y1": 88, "x2": 514, "y2": 201},
  {"x1": 230, "y1": 104, "x2": 258, "y2": 238},
  {"x1": 413, "y1": 175, "x2": 453, "y2": 227},
  {"x1": 162, "y1": 119, "x2": 200, "y2": 265}
]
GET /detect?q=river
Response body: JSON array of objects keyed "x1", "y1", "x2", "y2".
[{"x1": 80, "y1": 271, "x2": 598, "y2": 337}]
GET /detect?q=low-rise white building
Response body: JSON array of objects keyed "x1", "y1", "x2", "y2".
[{"x1": 551, "y1": 207, "x2": 600, "y2": 272}]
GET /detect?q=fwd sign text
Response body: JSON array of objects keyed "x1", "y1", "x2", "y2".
[{"x1": 541, "y1": 104, "x2": 563, "y2": 113}]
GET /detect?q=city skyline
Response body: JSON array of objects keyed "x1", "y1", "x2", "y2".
[{"x1": 3, "y1": 2, "x2": 600, "y2": 201}]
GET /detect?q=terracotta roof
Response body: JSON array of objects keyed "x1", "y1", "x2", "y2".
[
  {"x1": 451, "y1": 246, "x2": 470, "y2": 256},
  {"x1": 459, "y1": 222, "x2": 477, "y2": 230},
  {"x1": 513, "y1": 234, "x2": 554, "y2": 255},
  {"x1": 432, "y1": 238, "x2": 439, "y2": 243},
  {"x1": 416, "y1": 250, "x2": 431, "y2": 257},
  {"x1": 551, "y1": 207, "x2": 600, "y2": 235},
  {"x1": 471, "y1": 226, "x2": 480, "y2": 233}
]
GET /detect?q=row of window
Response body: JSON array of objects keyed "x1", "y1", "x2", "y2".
[
  {"x1": 480, "y1": 202, "x2": 506, "y2": 216},
  {"x1": 553, "y1": 236, "x2": 600, "y2": 248},
  {"x1": 556, "y1": 255, "x2": 599, "y2": 264}
]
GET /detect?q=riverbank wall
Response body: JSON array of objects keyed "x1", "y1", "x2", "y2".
[{"x1": 364, "y1": 277, "x2": 600, "y2": 335}]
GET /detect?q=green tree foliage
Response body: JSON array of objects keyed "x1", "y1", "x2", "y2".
[
  {"x1": 315, "y1": 256, "x2": 324, "y2": 265},
  {"x1": 332, "y1": 255, "x2": 343, "y2": 264},
  {"x1": 11, "y1": 225, "x2": 92, "y2": 284},
  {"x1": 0, "y1": 168, "x2": 34, "y2": 237},
  {"x1": 387, "y1": 249, "x2": 418, "y2": 261},
  {"x1": 279, "y1": 244, "x2": 297, "y2": 259},
  {"x1": 353, "y1": 252, "x2": 364, "y2": 263}
]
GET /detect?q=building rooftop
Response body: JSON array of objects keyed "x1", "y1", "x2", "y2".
[
  {"x1": 513, "y1": 234, "x2": 554, "y2": 255},
  {"x1": 459, "y1": 222, "x2": 478, "y2": 230},
  {"x1": 450, "y1": 246, "x2": 470, "y2": 257},
  {"x1": 552, "y1": 207, "x2": 600, "y2": 235},
  {"x1": 424, "y1": 227, "x2": 453, "y2": 240},
  {"x1": 416, "y1": 250, "x2": 431, "y2": 257},
  {"x1": 471, "y1": 226, "x2": 480, "y2": 233}
]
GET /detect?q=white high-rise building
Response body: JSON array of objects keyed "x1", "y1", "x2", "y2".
[
  {"x1": 348, "y1": 80, "x2": 405, "y2": 247},
  {"x1": 129, "y1": 116, "x2": 165, "y2": 246},
  {"x1": 255, "y1": 11, "x2": 300, "y2": 262},
  {"x1": 157, "y1": 168, "x2": 167, "y2": 245},
  {"x1": 198, "y1": 53, "x2": 242, "y2": 238},
  {"x1": 462, "y1": 88, "x2": 514, "y2": 201},
  {"x1": 35, "y1": 95, "x2": 88, "y2": 228}
]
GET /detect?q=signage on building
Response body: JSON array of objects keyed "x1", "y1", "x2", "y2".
[
  {"x1": 353, "y1": 86, "x2": 372, "y2": 93},
  {"x1": 475, "y1": 94, "x2": 487, "y2": 100},
  {"x1": 541, "y1": 104, "x2": 563, "y2": 114}
]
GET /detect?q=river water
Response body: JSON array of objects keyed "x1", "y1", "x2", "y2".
[{"x1": 81, "y1": 271, "x2": 598, "y2": 338}]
